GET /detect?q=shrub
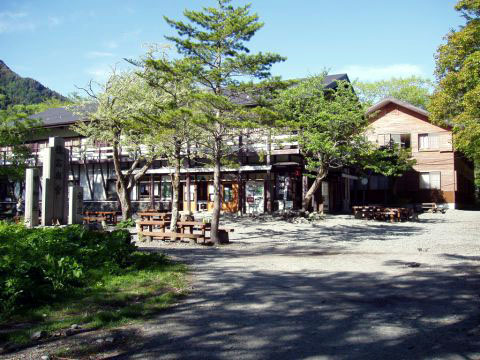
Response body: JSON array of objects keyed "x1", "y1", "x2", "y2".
[
  {"x1": 0, "y1": 223, "x2": 136, "y2": 314},
  {"x1": 116, "y1": 218, "x2": 136, "y2": 229}
]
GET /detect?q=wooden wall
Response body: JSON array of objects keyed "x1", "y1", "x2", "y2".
[{"x1": 365, "y1": 102, "x2": 474, "y2": 205}]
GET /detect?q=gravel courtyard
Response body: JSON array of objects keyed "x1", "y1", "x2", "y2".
[{"x1": 123, "y1": 210, "x2": 480, "y2": 360}]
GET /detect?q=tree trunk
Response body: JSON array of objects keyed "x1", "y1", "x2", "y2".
[
  {"x1": 117, "y1": 178, "x2": 132, "y2": 220},
  {"x1": 210, "y1": 153, "x2": 221, "y2": 244},
  {"x1": 169, "y1": 146, "x2": 181, "y2": 238},
  {"x1": 185, "y1": 140, "x2": 192, "y2": 215},
  {"x1": 302, "y1": 167, "x2": 328, "y2": 211}
]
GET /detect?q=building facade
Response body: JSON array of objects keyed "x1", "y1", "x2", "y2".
[{"x1": 356, "y1": 98, "x2": 475, "y2": 209}]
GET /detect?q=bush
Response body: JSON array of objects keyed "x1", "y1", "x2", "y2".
[
  {"x1": 116, "y1": 218, "x2": 136, "y2": 229},
  {"x1": 0, "y1": 223, "x2": 136, "y2": 314}
]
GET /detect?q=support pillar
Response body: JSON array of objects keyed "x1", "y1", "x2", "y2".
[
  {"x1": 24, "y1": 168, "x2": 39, "y2": 228},
  {"x1": 41, "y1": 137, "x2": 69, "y2": 226},
  {"x1": 68, "y1": 185, "x2": 83, "y2": 224}
]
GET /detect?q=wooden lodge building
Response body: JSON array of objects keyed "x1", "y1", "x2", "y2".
[
  {"x1": 357, "y1": 98, "x2": 475, "y2": 209},
  {"x1": 0, "y1": 78, "x2": 475, "y2": 215}
]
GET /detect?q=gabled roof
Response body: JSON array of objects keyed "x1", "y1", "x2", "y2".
[{"x1": 366, "y1": 97, "x2": 429, "y2": 117}]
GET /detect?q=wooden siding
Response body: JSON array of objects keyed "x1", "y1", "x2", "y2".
[{"x1": 364, "y1": 102, "x2": 474, "y2": 205}]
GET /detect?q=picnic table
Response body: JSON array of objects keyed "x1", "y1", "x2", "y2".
[
  {"x1": 352, "y1": 205, "x2": 412, "y2": 223},
  {"x1": 136, "y1": 217, "x2": 233, "y2": 244},
  {"x1": 83, "y1": 211, "x2": 118, "y2": 225},
  {"x1": 137, "y1": 211, "x2": 172, "y2": 221}
]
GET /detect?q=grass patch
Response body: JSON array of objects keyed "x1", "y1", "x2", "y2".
[{"x1": 0, "y1": 252, "x2": 188, "y2": 347}]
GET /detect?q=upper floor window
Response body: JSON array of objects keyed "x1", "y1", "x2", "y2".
[
  {"x1": 418, "y1": 133, "x2": 439, "y2": 150},
  {"x1": 378, "y1": 133, "x2": 411, "y2": 149}
]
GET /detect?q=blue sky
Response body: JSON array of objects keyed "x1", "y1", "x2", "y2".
[{"x1": 0, "y1": 0, "x2": 465, "y2": 97}]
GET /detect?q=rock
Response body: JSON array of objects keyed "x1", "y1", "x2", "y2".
[
  {"x1": 96, "y1": 338, "x2": 105, "y2": 344},
  {"x1": 70, "y1": 323, "x2": 80, "y2": 329},
  {"x1": 30, "y1": 330, "x2": 47, "y2": 340},
  {"x1": 65, "y1": 329, "x2": 74, "y2": 336},
  {"x1": 41, "y1": 355, "x2": 50, "y2": 360},
  {"x1": 105, "y1": 336, "x2": 114, "y2": 343}
]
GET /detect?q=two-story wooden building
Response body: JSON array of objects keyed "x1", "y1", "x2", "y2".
[{"x1": 357, "y1": 97, "x2": 475, "y2": 209}]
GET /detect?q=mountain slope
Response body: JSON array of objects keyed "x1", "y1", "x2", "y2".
[{"x1": 0, "y1": 60, "x2": 66, "y2": 109}]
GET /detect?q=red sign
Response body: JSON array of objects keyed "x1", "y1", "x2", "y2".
[{"x1": 247, "y1": 196, "x2": 254, "y2": 204}]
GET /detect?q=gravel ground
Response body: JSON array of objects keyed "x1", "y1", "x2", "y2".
[
  {"x1": 4, "y1": 210, "x2": 480, "y2": 359},
  {"x1": 123, "y1": 210, "x2": 480, "y2": 360}
]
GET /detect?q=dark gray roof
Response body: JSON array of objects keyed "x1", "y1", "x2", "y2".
[
  {"x1": 323, "y1": 73, "x2": 350, "y2": 88},
  {"x1": 228, "y1": 73, "x2": 351, "y2": 105},
  {"x1": 366, "y1": 97, "x2": 429, "y2": 117},
  {"x1": 30, "y1": 103, "x2": 96, "y2": 127},
  {"x1": 29, "y1": 74, "x2": 351, "y2": 126}
]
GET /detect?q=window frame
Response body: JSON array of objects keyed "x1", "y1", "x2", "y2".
[{"x1": 419, "y1": 171, "x2": 441, "y2": 190}]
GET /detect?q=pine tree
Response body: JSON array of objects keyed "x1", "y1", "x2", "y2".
[{"x1": 164, "y1": 0, "x2": 285, "y2": 243}]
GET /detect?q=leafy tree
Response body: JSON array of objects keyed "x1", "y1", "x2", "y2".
[
  {"x1": 164, "y1": 0, "x2": 285, "y2": 243},
  {"x1": 276, "y1": 75, "x2": 369, "y2": 210},
  {"x1": 133, "y1": 49, "x2": 197, "y2": 233},
  {"x1": 356, "y1": 146, "x2": 415, "y2": 178},
  {"x1": 72, "y1": 71, "x2": 163, "y2": 220},
  {"x1": 429, "y1": 0, "x2": 480, "y2": 162},
  {"x1": 354, "y1": 76, "x2": 433, "y2": 109},
  {"x1": 0, "y1": 104, "x2": 46, "y2": 201}
]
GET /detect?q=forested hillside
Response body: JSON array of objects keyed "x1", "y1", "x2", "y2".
[{"x1": 0, "y1": 60, "x2": 66, "y2": 109}]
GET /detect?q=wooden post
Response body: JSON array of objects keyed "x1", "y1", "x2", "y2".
[{"x1": 150, "y1": 174, "x2": 154, "y2": 209}]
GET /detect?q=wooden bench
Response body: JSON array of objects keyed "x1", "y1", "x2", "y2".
[
  {"x1": 141, "y1": 231, "x2": 201, "y2": 242},
  {"x1": 84, "y1": 211, "x2": 118, "y2": 225},
  {"x1": 137, "y1": 219, "x2": 234, "y2": 244},
  {"x1": 83, "y1": 216, "x2": 107, "y2": 224},
  {"x1": 420, "y1": 203, "x2": 446, "y2": 213}
]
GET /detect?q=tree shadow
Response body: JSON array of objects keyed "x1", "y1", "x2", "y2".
[{"x1": 110, "y1": 259, "x2": 480, "y2": 359}]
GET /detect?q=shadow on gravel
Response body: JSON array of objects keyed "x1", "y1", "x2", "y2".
[
  {"x1": 110, "y1": 253, "x2": 480, "y2": 360},
  {"x1": 230, "y1": 223, "x2": 425, "y2": 244}
]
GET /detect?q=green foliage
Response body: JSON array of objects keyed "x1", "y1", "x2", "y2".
[
  {"x1": 0, "y1": 250, "x2": 186, "y2": 349},
  {"x1": 276, "y1": 75, "x2": 368, "y2": 175},
  {"x1": 0, "y1": 99, "x2": 69, "y2": 186},
  {"x1": 353, "y1": 76, "x2": 433, "y2": 109},
  {"x1": 164, "y1": 0, "x2": 286, "y2": 158},
  {"x1": 0, "y1": 223, "x2": 136, "y2": 314},
  {"x1": 356, "y1": 146, "x2": 416, "y2": 177},
  {"x1": 116, "y1": 218, "x2": 136, "y2": 229},
  {"x1": 0, "y1": 60, "x2": 66, "y2": 109},
  {"x1": 429, "y1": 0, "x2": 480, "y2": 160}
]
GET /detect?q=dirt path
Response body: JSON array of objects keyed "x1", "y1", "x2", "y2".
[{"x1": 5, "y1": 210, "x2": 480, "y2": 359}]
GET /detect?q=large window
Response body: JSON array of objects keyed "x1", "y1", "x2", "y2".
[
  {"x1": 418, "y1": 134, "x2": 439, "y2": 150},
  {"x1": 419, "y1": 172, "x2": 441, "y2": 190},
  {"x1": 378, "y1": 134, "x2": 411, "y2": 149},
  {"x1": 160, "y1": 180, "x2": 172, "y2": 201},
  {"x1": 106, "y1": 179, "x2": 118, "y2": 200},
  {"x1": 223, "y1": 184, "x2": 233, "y2": 203},
  {"x1": 138, "y1": 182, "x2": 151, "y2": 199},
  {"x1": 390, "y1": 134, "x2": 411, "y2": 149}
]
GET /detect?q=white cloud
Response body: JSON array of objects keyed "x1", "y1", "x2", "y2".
[
  {"x1": 105, "y1": 40, "x2": 119, "y2": 49},
  {"x1": 0, "y1": 11, "x2": 27, "y2": 19},
  {"x1": 0, "y1": 11, "x2": 35, "y2": 33},
  {"x1": 48, "y1": 16, "x2": 62, "y2": 27},
  {"x1": 337, "y1": 64, "x2": 424, "y2": 82},
  {"x1": 85, "y1": 65, "x2": 112, "y2": 82},
  {"x1": 85, "y1": 51, "x2": 115, "y2": 59}
]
